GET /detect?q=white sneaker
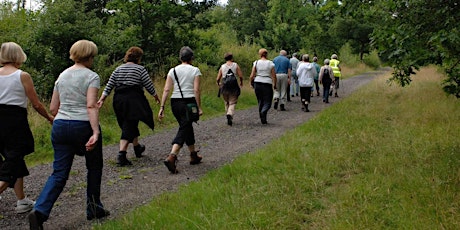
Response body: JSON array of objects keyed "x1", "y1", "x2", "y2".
[{"x1": 15, "y1": 198, "x2": 35, "y2": 214}]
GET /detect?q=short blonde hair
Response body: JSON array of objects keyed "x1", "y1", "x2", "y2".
[
  {"x1": 69, "y1": 40, "x2": 98, "y2": 63},
  {"x1": 0, "y1": 42, "x2": 27, "y2": 65}
]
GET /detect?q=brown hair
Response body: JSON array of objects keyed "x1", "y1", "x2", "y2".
[
  {"x1": 224, "y1": 52, "x2": 233, "y2": 61},
  {"x1": 258, "y1": 48, "x2": 268, "y2": 58},
  {"x1": 124, "y1": 46, "x2": 143, "y2": 64}
]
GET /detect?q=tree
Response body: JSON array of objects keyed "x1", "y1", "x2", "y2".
[
  {"x1": 226, "y1": 0, "x2": 269, "y2": 44},
  {"x1": 260, "y1": 0, "x2": 309, "y2": 51},
  {"x1": 370, "y1": 0, "x2": 460, "y2": 97}
]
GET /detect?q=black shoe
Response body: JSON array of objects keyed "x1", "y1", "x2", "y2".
[
  {"x1": 87, "y1": 209, "x2": 110, "y2": 220},
  {"x1": 226, "y1": 114, "x2": 233, "y2": 126},
  {"x1": 273, "y1": 101, "x2": 278, "y2": 110},
  {"x1": 28, "y1": 210, "x2": 45, "y2": 230},
  {"x1": 317, "y1": 92, "x2": 320, "y2": 96},
  {"x1": 291, "y1": 95, "x2": 294, "y2": 97},
  {"x1": 329, "y1": 91, "x2": 333, "y2": 96},
  {"x1": 335, "y1": 93, "x2": 339, "y2": 97},
  {"x1": 133, "y1": 144, "x2": 145, "y2": 158},
  {"x1": 280, "y1": 104, "x2": 286, "y2": 111},
  {"x1": 116, "y1": 151, "x2": 132, "y2": 166},
  {"x1": 296, "y1": 93, "x2": 298, "y2": 96}
]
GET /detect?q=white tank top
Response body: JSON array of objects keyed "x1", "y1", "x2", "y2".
[{"x1": 0, "y1": 69, "x2": 28, "y2": 108}]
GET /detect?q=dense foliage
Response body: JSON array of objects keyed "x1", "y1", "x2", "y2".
[{"x1": 0, "y1": 0, "x2": 458, "y2": 98}]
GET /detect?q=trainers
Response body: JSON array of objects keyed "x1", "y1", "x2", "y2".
[{"x1": 16, "y1": 198, "x2": 35, "y2": 214}]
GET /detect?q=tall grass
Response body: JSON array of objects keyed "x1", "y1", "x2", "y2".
[{"x1": 95, "y1": 66, "x2": 460, "y2": 229}]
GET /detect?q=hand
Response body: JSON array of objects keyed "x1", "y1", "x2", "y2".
[
  {"x1": 85, "y1": 134, "x2": 98, "y2": 151},
  {"x1": 158, "y1": 107, "x2": 165, "y2": 121},
  {"x1": 198, "y1": 108, "x2": 203, "y2": 116},
  {"x1": 48, "y1": 115, "x2": 55, "y2": 125},
  {"x1": 273, "y1": 85, "x2": 277, "y2": 90},
  {"x1": 96, "y1": 100, "x2": 104, "y2": 108},
  {"x1": 154, "y1": 97, "x2": 161, "y2": 104}
]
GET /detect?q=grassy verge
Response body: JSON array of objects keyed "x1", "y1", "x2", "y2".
[{"x1": 95, "y1": 66, "x2": 460, "y2": 229}]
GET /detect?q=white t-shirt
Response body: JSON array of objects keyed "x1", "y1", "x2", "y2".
[
  {"x1": 253, "y1": 59, "x2": 275, "y2": 84},
  {"x1": 54, "y1": 68, "x2": 100, "y2": 121},
  {"x1": 168, "y1": 64, "x2": 201, "y2": 99},
  {"x1": 0, "y1": 70, "x2": 28, "y2": 108}
]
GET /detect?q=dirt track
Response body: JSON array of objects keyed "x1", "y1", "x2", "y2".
[{"x1": 0, "y1": 68, "x2": 390, "y2": 229}]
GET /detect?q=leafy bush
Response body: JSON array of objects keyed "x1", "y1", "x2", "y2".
[{"x1": 363, "y1": 49, "x2": 381, "y2": 69}]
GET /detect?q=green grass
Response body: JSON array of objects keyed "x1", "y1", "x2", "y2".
[{"x1": 94, "y1": 66, "x2": 460, "y2": 229}]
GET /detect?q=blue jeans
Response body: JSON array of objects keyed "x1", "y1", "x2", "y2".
[{"x1": 34, "y1": 120, "x2": 104, "y2": 220}]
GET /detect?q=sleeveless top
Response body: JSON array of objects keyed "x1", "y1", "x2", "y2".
[
  {"x1": 0, "y1": 69, "x2": 28, "y2": 108},
  {"x1": 220, "y1": 62, "x2": 238, "y2": 79}
]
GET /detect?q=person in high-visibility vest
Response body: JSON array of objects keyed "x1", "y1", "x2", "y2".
[{"x1": 329, "y1": 54, "x2": 341, "y2": 97}]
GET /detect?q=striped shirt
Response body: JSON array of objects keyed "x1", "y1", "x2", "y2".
[{"x1": 102, "y1": 63, "x2": 157, "y2": 97}]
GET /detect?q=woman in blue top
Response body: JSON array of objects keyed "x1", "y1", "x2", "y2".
[
  {"x1": 29, "y1": 40, "x2": 109, "y2": 229},
  {"x1": 158, "y1": 46, "x2": 203, "y2": 174}
]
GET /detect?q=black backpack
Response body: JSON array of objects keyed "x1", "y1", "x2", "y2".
[
  {"x1": 222, "y1": 69, "x2": 240, "y2": 95},
  {"x1": 323, "y1": 68, "x2": 331, "y2": 81}
]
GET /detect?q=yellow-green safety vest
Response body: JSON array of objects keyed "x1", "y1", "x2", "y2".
[{"x1": 330, "y1": 59, "x2": 341, "y2": 77}]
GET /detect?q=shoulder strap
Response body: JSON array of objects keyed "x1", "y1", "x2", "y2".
[{"x1": 173, "y1": 68, "x2": 184, "y2": 98}]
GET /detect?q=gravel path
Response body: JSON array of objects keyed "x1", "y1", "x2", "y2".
[{"x1": 0, "y1": 68, "x2": 390, "y2": 229}]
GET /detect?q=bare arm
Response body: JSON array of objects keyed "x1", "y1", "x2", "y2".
[
  {"x1": 216, "y1": 68, "x2": 223, "y2": 86},
  {"x1": 158, "y1": 76, "x2": 173, "y2": 120},
  {"x1": 194, "y1": 75, "x2": 202, "y2": 115},
  {"x1": 249, "y1": 66, "x2": 257, "y2": 88},
  {"x1": 21, "y1": 71, "x2": 54, "y2": 123},
  {"x1": 85, "y1": 87, "x2": 100, "y2": 151},
  {"x1": 271, "y1": 67, "x2": 277, "y2": 89},
  {"x1": 236, "y1": 65, "x2": 244, "y2": 87},
  {"x1": 49, "y1": 90, "x2": 60, "y2": 116}
]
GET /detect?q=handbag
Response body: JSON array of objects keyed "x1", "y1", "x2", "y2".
[{"x1": 173, "y1": 68, "x2": 199, "y2": 123}]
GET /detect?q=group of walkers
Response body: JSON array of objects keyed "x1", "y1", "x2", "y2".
[
  {"x1": 0, "y1": 41, "x2": 341, "y2": 229},
  {"x1": 223, "y1": 48, "x2": 342, "y2": 125},
  {"x1": 0, "y1": 41, "x2": 204, "y2": 229}
]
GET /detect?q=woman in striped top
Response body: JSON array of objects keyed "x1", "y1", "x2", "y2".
[{"x1": 97, "y1": 47, "x2": 160, "y2": 166}]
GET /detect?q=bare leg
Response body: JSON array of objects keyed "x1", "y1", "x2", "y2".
[
  {"x1": 13, "y1": 178, "x2": 25, "y2": 200},
  {"x1": 119, "y1": 139, "x2": 129, "y2": 152},
  {"x1": 0, "y1": 181, "x2": 9, "y2": 195}
]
